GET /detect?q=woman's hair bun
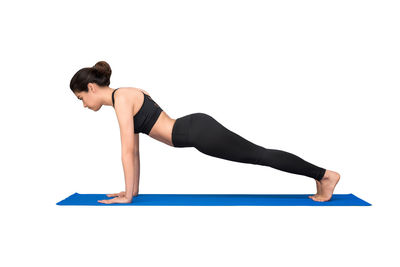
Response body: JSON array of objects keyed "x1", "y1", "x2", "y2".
[
  {"x1": 93, "y1": 61, "x2": 112, "y2": 79},
  {"x1": 69, "y1": 60, "x2": 113, "y2": 92}
]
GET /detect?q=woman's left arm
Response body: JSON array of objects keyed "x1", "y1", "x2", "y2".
[{"x1": 98, "y1": 94, "x2": 137, "y2": 204}]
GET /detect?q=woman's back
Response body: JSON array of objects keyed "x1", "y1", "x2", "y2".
[{"x1": 114, "y1": 87, "x2": 177, "y2": 147}]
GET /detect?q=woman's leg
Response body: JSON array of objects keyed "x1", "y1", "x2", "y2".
[{"x1": 173, "y1": 113, "x2": 326, "y2": 181}]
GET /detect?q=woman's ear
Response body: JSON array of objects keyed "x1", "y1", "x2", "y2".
[{"x1": 87, "y1": 83, "x2": 96, "y2": 93}]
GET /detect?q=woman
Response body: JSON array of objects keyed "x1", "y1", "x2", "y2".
[{"x1": 70, "y1": 61, "x2": 340, "y2": 204}]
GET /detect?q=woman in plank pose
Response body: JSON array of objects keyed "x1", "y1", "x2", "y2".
[{"x1": 70, "y1": 61, "x2": 340, "y2": 204}]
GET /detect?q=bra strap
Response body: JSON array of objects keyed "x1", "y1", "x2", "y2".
[{"x1": 112, "y1": 88, "x2": 119, "y2": 107}]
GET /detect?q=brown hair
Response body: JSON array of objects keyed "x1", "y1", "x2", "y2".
[{"x1": 70, "y1": 61, "x2": 112, "y2": 93}]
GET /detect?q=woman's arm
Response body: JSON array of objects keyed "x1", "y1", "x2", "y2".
[
  {"x1": 115, "y1": 93, "x2": 137, "y2": 201},
  {"x1": 98, "y1": 91, "x2": 140, "y2": 204},
  {"x1": 121, "y1": 153, "x2": 137, "y2": 201},
  {"x1": 133, "y1": 152, "x2": 140, "y2": 196},
  {"x1": 133, "y1": 133, "x2": 140, "y2": 196}
]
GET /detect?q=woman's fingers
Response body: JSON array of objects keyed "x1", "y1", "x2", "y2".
[
  {"x1": 98, "y1": 197, "x2": 118, "y2": 204},
  {"x1": 106, "y1": 191, "x2": 125, "y2": 197},
  {"x1": 98, "y1": 196, "x2": 132, "y2": 204},
  {"x1": 100, "y1": 197, "x2": 117, "y2": 204}
]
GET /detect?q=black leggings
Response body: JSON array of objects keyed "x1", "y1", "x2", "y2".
[{"x1": 171, "y1": 113, "x2": 326, "y2": 181}]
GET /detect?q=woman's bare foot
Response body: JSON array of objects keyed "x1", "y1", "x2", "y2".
[
  {"x1": 310, "y1": 170, "x2": 341, "y2": 202},
  {"x1": 308, "y1": 179, "x2": 322, "y2": 199}
]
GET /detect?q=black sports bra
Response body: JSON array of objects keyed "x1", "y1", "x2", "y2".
[{"x1": 112, "y1": 88, "x2": 163, "y2": 135}]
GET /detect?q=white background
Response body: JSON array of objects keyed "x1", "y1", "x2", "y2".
[{"x1": 1, "y1": 0, "x2": 399, "y2": 266}]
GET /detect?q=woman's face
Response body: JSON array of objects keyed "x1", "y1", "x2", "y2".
[{"x1": 74, "y1": 90, "x2": 101, "y2": 111}]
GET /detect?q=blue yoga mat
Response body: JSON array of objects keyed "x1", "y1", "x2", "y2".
[{"x1": 57, "y1": 193, "x2": 371, "y2": 206}]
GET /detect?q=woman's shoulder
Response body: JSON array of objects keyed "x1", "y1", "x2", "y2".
[
  {"x1": 118, "y1": 86, "x2": 151, "y2": 97},
  {"x1": 114, "y1": 87, "x2": 149, "y2": 114}
]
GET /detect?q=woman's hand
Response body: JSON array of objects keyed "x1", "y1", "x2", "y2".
[
  {"x1": 106, "y1": 191, "x2": 125, "y2": 198},
  {"x1": 98, "y1": 196, "x2": 132, "y2": 204}
]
